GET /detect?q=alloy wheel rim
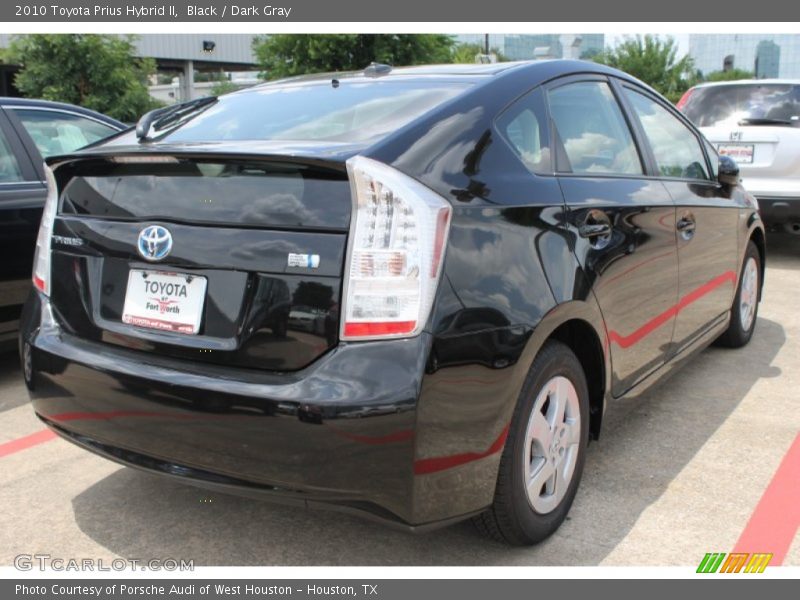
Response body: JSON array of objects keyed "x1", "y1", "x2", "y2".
[
  {"x1": 522, "y1": 375, "x2": 581, "y2": 514},
  {"x1": 739, "y1": 257, "x2": 758, "y2": 332}
]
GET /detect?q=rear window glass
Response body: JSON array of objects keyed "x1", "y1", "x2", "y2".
[
  {"x1": 682, "y1": 84, "x2": 800, "y2": 127},
  {"x1": 162, "y1": 81, "x2": 470, "y2": 144},
  {"x1": 59, "y1": 160, "x2": 351, "y2": 230}
]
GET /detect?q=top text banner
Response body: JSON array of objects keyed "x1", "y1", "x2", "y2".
[{"x1": 3, "y1": 0, "x2": 800, "y2": 22}]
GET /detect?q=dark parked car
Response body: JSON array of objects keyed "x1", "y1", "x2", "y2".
[
  {"x1": 0, "y1": 98, "x2": 124, "y2": 349},
  {"x1": 20, "y1": 61, "x2": 764, "y2": 545}
]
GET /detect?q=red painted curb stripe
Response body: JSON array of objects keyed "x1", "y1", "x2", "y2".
[
  {"x1": 414, "y1": 423, "x2": 510, "y2": 475},
  {"x1": 733, "y1": 432, "x2": 800, "y2": 565},
  {"x1": 608, "y1": 270, "x2": 736, "y2": 349},
  {"x1": 0, "y1": 429, "x2": 57, "y2": 458}
]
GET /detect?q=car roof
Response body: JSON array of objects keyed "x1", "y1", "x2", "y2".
[
  {"x1": 53, "y1": 59, "x2": 659, "y2": 165},
  {"x1": 249, "y1": 59, "x2": 641, "y2": 90},
  {"x1": 0, "y1": 96, "x2": 126, "y2": 128},
  {"x1": 692, "y1": 79, "x2": 800, "y2": 89},
  {"x1": 253, "y1": 61, "x2": 529, "y2": 87}
]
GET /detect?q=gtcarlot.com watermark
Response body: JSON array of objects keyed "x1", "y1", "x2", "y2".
[{"x1": 14, "y1": 554, "x2": 194, "y2": 571}]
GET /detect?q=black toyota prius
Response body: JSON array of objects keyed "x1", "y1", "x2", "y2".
[{"x1": 20, "y1": 60, "x2": 764, "y2": 545}]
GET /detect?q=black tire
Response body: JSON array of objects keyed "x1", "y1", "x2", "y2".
[
  {"x1": 473, "y1": 340, "x2": 590, "y2": 545},
  {"x1": 716, "y1": 240, "x2": 761, "y2": 348}
]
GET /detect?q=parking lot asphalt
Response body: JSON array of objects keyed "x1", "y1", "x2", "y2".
[{"x1": 1, "y1": 234, "x2": 798, "y2": 567}]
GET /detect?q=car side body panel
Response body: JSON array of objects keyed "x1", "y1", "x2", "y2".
[
  {"x1": 664, "y1": 180, "x2": 741, "y2": 353},
  {"x1": 560, "y1": 176, "x2": 679, "y2": 395}
]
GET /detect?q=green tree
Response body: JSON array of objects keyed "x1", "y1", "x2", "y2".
[
  {"x1": 451, "y1": 42, "x2": 507, "y2": 64},
  {"x1": 253, "y1": 34, "x2": 455, "y2": 79},
  {"x1": 210, "y1": 79, "x2": 240, "y2": 96},
  {"x1": 704, "y1": 68, "x2": 754, "y2": 82},
  {"x1": 595, "y1": 35, "x2": 697, "y2": 103},
  {"x1": 580, "y1": 47, "x2": 603, "y2": 61},
  {"x1": 7, "y1": 34, "x2": 161, "y2": 122}
]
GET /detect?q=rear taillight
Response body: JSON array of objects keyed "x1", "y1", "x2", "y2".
[
  {"x1": 341, "y1": 156, "x2": 451, "y2": 341},
  {"x1": 32, "y1": 164, "x2": 58, "y2": 296},
  {"x1": 676, "y1": 87, "x2": 695, "y2": 112}
]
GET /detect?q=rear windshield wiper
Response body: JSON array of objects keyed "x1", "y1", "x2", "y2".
[
  {"x1": 738, "y1": 117, "x2": 798, "y2": 126},
  {"x1": 136, "y1": 96, "x2": 218, "y2": 141}
]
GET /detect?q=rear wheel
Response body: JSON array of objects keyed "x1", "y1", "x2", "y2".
[
  {"x1": 474, "y1": 340, "x2": 589, "y2": 545},
  {"x1": 716, "y1": 240, "x2": 761, "y2": 348}
]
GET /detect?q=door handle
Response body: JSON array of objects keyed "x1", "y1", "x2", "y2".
[
  {"x1": 579, "y1": 222, "x2": 612, "y2": 238},
  {"x1": 677, "y1": 217, "x2": 696, "y2": 235}
]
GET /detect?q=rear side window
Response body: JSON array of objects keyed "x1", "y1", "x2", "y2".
[
  {"x1": 547, "y1": 81, "x2": 642, "y2": 176},
  {"x1": 624, "y1": 89, "x2": 711, "y2": 181},
  {"x1": 11, "y1": 109, "x2": 119, "y2": 158},
  {"x1": 496, "y1": 87, "x2": 551, "y2": 174},
  {"x1": 682, "y1": 84, "x2": 800, "y2": 128},
  {"x1": 0, "y1": 127, "x2": 24, "y2": 183},
  {"x1": 162, "y1": 81, "x2": 471, "y2": 144}
]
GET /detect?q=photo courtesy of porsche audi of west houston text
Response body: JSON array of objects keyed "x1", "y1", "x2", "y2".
[
  {"x1": 14, "y1": 584, "x2": 319, "y2": 597},
  {"x1": 13, "y1": 4, "x2": 295, "y2": 18},
  {"x1": 20, "y1": 60, "x2": 764, "y2": 546}
]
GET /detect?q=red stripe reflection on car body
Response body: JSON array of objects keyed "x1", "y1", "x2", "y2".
[
  {"x1": 0, "y1": 429, "x2": 57, "y2": 458},
  {"x1": 598, "y1": 250, "x2": 675, "y2": 290},
  {"x1": 329, "y1": 427, "x2": 415, "y2": 445},
  {"x1": 608, "y1": 271, "x2": 736, "y2": 349},
  {"x1": 49, "y1": 410, "x2": 197, "y2": 422},
  {"x1": 413, "y1": 424, "x2": 510, "y2": 475},
  {"x1": 733, "y1": 433, "x2": 800, "y2": 565}
]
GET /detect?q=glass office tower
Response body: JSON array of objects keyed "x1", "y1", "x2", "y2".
[
  {"x1": 689, "y1": 34, "x2": 800, "y2": 78},
  {"x1": 454, "y1": 34, "x2": 604, "y2": 61}
]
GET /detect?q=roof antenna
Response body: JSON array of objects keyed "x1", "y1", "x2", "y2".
[{"x1": 364, "y1": 62, "x2": 392, "y2": 78}]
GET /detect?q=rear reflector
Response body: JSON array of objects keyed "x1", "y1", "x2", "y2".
[
  {"x1": 33, "y1": 276, "x2": 46, "y2": 293},
  {"x1": 343, "y1": 321, "x2": 417, "y2": 337}
]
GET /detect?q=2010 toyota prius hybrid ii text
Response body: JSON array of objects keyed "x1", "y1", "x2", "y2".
[{"x1": 20, "y1": 60, "x2": 765, "y2": 546}]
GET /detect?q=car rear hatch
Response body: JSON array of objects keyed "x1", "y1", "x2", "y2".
[
  {"x1": 682, "y1": 82, "x2": 800, "y2": 195},
  {"x1": 43, "y1": 78, "x2": 476, "y2": 371},
  {"x1": 701, "y1": 125, "x2": 800, "y2": 190},
  {"x1": 48, "y1": 150, "x2": 352, "y2": 372}
]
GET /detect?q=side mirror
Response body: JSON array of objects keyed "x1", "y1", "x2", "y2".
[{"x1": 718, "y1": 155, "x2": 740, "y2": 187}]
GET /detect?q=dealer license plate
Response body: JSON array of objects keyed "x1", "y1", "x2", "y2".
[
  {"x1": 717, "y1": 143, "x2": 754, "y2": 164},
  {"x1": 122, "y1": 270, "x2": 207, "y2": 335}
]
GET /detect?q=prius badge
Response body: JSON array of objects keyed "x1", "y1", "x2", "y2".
[{"x1": 137, "y1": 225, "x2": 173, "y2": 261}]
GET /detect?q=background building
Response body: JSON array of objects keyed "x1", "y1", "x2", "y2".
[
  {"x1": 455, "y1": 34, "x2": 605, "y2": 61},
  {"x1": 689, "y1": 34, "x2": 800, "y2": 78}
]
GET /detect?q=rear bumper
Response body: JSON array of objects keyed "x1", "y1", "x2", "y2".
[
  {"x1": 21, "y1": 292, "x2": 505, "y2": 529},
  {"x1": 39, "y1": 418, "x2": 480, "y2": 532},
  {"x1": 754, "y1": 197, "x2": 800, "y2": 226}
]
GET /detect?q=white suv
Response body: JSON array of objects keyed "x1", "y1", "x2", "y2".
[{"x1": 679, "y1": 80, "x2": 800, "y2": 233}]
